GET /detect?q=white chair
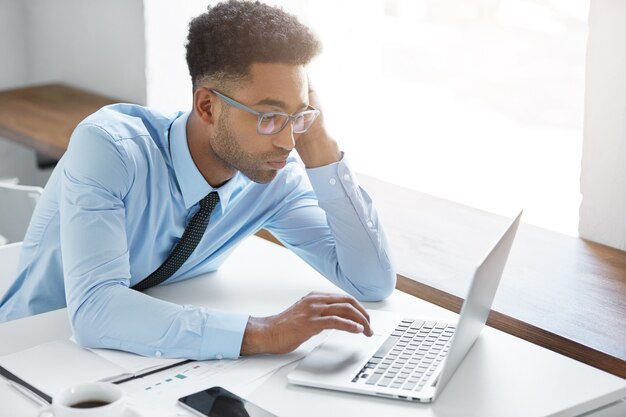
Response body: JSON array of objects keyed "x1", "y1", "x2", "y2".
[
  {"x1": 0, "y1": 241, "x2": 22, "y2": 298},
  {"x1": 0, "y1": 182, "x2": 43, "y2": 244},
  {"x1": 0, "y1": 177, "x2": 19, "y2": 185}
]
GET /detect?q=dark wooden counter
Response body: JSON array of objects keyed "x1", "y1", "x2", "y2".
[{"x1": 0, "y1": 84, "x2": 117, "y2": 159}]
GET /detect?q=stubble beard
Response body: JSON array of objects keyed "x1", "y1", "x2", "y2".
[{"x1": 212, "y1": 113, "x2": 282, "y2": 184}]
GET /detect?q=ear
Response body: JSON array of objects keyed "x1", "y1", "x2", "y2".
[{"x1": 193, "y1": 87, "x2": 217, "y2": 125}]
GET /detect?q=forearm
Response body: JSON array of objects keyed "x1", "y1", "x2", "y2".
[
  {"x1": 266, "y1": 157, "x2": 396, "y2": 301},
  {"x1": 319, "y1": 192, "x2": 397, "y2": 300},
  {"x1": 69, "y1": 284, "x2": 248, "y2": 360},
  {"x1": 305, "y1": 157, "x2": 396, "y2": 300}
]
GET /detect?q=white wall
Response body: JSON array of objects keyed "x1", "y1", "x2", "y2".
[
  {"x1": 24, "y1": 0, "x2": 146, "y2": 104},
  {"x1": 0, "y1": 0, "x2": 27, "y2": 90},
  {"x1": 579, "y1": 0, "x2": 626, "y2": 250}
]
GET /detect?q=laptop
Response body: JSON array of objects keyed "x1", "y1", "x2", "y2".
[{"x1": 288, "y1": 211, "x2": 522, "y2": 403}]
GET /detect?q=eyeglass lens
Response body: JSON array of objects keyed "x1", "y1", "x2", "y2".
[{"x1": 258, "y1": 112, "x2": 318, "y2": 135}]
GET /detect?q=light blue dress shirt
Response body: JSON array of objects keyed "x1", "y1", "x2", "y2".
[{"x1": 0, "y1": 104, "x2": 396, "y2": 360}]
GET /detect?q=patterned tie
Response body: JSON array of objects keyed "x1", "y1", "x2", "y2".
[{"x1": 132, "y1": 192, "x2": 220, "y2": 292}]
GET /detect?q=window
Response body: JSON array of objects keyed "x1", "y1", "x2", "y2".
[
  {"x1": 290, "y1": 0, "x2": 589, "y2": 236},
  {"x1": 147, "y1": 0, "x2": 589, "y2": 236}
]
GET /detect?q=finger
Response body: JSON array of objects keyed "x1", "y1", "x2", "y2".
[
  {"x1": 304, "y1": 75, "x2": 322, "y2": 109},
  {"x1": 313, "y1": 315, "x2": 366, "y2": 335},
  {"x1": 309, "y1": 293, "x2": 371, "y2": 324},
  {"x1": 307, "y1": 294, "x2": 371, "y2": 331},
  {"x1": 306, "y1": 73, "x2": 315, "y2": 90},
  {"x1": 320, "y1": 303, "x2": 373, "y2": 336}
]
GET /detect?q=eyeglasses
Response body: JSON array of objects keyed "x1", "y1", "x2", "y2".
[{"x1": 210, "y1": 89, "x2": 320, "y2": 135}]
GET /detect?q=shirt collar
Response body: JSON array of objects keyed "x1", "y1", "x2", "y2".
[{"x1": 170, "y1": 111, "x2": 238, "y2": 213}]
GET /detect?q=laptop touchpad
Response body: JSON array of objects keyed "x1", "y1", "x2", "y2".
[{"x1": 296, "y1": 331, "x2": 384, "y2": 376}]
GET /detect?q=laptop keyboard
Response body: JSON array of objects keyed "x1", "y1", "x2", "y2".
[{"x1": 352, "y1": 319, "x2": 455, "y2": 392}]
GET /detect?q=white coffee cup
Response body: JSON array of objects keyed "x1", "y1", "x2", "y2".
[{"x1": 38, "y1": 382, "x2": 126, "y2": 417}]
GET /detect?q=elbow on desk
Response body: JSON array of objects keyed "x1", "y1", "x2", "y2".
[
  {"x1": 66, "y1": 289, "x2": 111, "y2": 350},
  {"x1": 68, "y1": 304, "x2": 101, "y2": 349},
  {"x1": 66, "y1": 281, "x2": 137, "y2": 350},
  {"x1": 72, "y1": 326, "x2": 97, "y2": 349},
  {"x1": 339, "y1": 250, "x2": 397, "y2": 302}
]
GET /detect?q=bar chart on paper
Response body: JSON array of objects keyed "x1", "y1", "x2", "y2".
[{"x1": 126, "y1": 360, "x2": 241, "y2": 396}]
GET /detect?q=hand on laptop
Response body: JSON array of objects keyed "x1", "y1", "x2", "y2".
[{"x1": 240, "y1": 292, "x2": 373, "y2": 355}]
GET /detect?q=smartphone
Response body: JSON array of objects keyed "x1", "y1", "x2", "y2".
[{"x1": 178, "y1": 386, "x2": 278, "y2": 417}]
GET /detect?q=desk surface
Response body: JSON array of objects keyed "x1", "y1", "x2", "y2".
[{"x1": 1, "y1": 237, "x2": 625, "y2": 417}]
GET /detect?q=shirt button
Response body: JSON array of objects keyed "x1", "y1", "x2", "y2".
[
  {"x1": 367, "y1": 221, "x2": 374, "y2": 228},
  {"x1": 155, "y1": 351, "x2": 162, "y2": 357},
  {"x1": 216, "y1": 354, "x2": 223, "y2": 360},
  {"x1": 343, "y1": 174, "x2": 350, "y2": 181},
  {"x1": 329, "y1": 178, "x2": 337, "y2": 185}
]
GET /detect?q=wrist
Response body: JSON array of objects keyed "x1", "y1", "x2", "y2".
[
  {"x1": 240, "y1": 316, "x2": 271, "y2": 355},
  {"x1": 296, "y1": 133, "x2": 341, "y2": 168}
]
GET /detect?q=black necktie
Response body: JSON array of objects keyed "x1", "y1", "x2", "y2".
[{"x1": 132, "y1": 192, "x2": 220, "y2": 291}]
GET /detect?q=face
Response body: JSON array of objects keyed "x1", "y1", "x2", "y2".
[{"x1": 209, "y1": 63, "x2": 309, "y2": 184}]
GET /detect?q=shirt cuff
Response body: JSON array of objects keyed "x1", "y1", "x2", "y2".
[
  {"x1": 200, "y1": 309, "x2": 250, "y2": 360},
  {"x1": 306, "y1": 153, "x2": 360, "y2": 201}
]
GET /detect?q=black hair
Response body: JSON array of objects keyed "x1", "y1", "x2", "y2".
[{"x1": 185, "y1": 0, "x2": 322, "y2": 90}]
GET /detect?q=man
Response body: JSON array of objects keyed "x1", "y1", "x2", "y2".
[{"x1": 0, "y1": 0, "x2": 396, "y2": 359}]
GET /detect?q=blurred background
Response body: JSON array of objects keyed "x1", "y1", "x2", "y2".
[{"x1": 1, "y1": 0, "x2": 624, "y2": 248}]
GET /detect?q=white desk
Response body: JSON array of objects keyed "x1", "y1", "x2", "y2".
[{"x1": 1, "y1": 236, "x2": 625, "y2": 416}]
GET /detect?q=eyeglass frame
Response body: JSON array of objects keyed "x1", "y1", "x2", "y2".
[{"x1": 209, "y1": 88, "x2": 321, "y2": 135}]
